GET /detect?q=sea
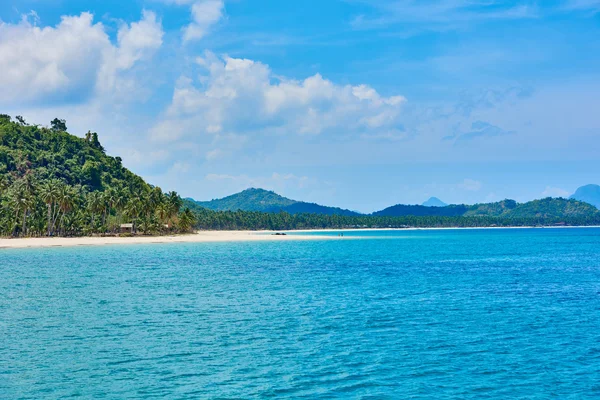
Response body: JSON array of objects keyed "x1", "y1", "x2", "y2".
[{"x1": 2, "y1": 228, "x2": 600, "y2": 399}]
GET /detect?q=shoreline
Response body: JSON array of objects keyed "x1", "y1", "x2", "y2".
[
  {"x1": 0, "y1": 231, "x2": 333, "y2": 249},
  {"x1": 1, "y1": 225, "x2": 598, "y2": 249}
]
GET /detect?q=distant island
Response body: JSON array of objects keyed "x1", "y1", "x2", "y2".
[
  {"x1": 1, "y1": 114, "x2": 600, "y2": 238},
  {"x1": 570, "y1": 184, "x2": 600, "y2": 209},
  {"x1": 422, "y1": 197, "x2": 448, "y2": 207}
]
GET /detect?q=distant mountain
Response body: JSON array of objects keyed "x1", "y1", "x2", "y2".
[
  {"x1": 374, "y1": 198, "x2": 599, "y2": 219},
  {"x1": 570, "y1": 184, "x2": 600, "y2": 209},
  {"x1": 422, "y1": 197, "x2": 448, "y2": 207},
  {"x1": 190, "y1": 188, "x2": 361, "y2": 216}
]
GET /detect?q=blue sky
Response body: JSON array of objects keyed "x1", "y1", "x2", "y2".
[{"x1": 1, "y1": 0, "x2": 599, "y2": 212}]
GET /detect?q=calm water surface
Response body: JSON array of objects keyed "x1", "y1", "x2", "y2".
[{"x1": 2, "y1": 228, "x2": 600, "y2": 399}]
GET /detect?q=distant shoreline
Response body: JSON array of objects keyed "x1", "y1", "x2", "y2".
[{"x1": 1, "y1": 226, "x2": 599, "y2": 249}]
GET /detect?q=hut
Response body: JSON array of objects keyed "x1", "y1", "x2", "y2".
[{"x1": 120, "y1": 223, "x2": 134, "y2": 234}]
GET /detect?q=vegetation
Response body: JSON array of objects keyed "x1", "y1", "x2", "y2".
[
  {"x1": 193, "y1": 188, "x2": 360, "y2": 216},
  {"x1": 0, "y1": 115, "x2": 195, "y2": 237},
  {"x1": 182, "y1": 202, "x2": 600, "y2": 231},
  {"x1": 2, "y1": 113, "x2": 599, "y2": 237},
  {"x1": 375, "y1": 198, "x2": 599, "y2": 219}
]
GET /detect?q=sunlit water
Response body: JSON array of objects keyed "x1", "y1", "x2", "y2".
[{"x1": 2, "y1": 228, "x2": 600, "y2": 399}]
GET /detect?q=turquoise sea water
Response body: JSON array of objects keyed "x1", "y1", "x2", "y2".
[{"x1": 2, "y1": 228, "x2": 600, "y2": 399}]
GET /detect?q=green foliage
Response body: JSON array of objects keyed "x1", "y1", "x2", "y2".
[
  {"x1": 0, "y1": 116, "x2": 188, "y2": 237},
  {"x1": 182, "y1": 199, "x2": 600, "y2": 231},
  {"x1": 50, "y1": 118, "x2": 67, "y2": 132},
  {"x1": 193, "y1": 188, "x2": 360, "y2": 216},
  {"x1": 376, "y1": 198, "x2": 599, "y2": 220}
]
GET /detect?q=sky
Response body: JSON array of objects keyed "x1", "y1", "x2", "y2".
[{"x1": 1, "y1": 0, "x2": 599, "y2": 212}]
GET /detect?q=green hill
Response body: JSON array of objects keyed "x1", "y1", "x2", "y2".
[
  {"x1": 191, "y1": 188, "x2": 361, "y2": 216},
  {"x1": 374, "y1": 198, "x2": 599, "y2": 220},
  {"x1": 0, "y1": 115, "x2": 194, "y2": 237}
]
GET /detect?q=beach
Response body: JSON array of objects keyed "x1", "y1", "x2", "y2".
[{"x1": 0, "y1": 231, "x2": 333, "y2": 249}]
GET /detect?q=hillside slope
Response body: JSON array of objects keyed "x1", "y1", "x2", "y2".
[
  {"x1": 0, "y1": 115, "x2": 193, "y2": 237},
  {"x1": 375, "y1": 198, "x2": 599, "y2": 219},
  {"x1": 192, "y1": 188, "x2": 361, "y2": 216}
]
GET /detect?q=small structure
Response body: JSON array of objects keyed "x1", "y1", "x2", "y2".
[{"x1": 120, "y1": 223, "x2": 134, "y2": 234}]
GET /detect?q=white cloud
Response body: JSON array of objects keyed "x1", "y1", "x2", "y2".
[
  {"x1": 541, "y1": 186, "x2": 570, "y2": 198},
  {"x1": 204, "y1": 172, "x2": 314, "y2": 192},
  {"x1": 0, "y1": 11, "x2": 163, "y2": 105},
  {"x1": 183, "y1": 0, "x2": 224, "y2": 42},
  {"x1": 152, "y1": 52, "x2": 407, "y2": 143},
  {"x1": 562, "y1": 0, "x2": 600, "y2": 13},
  {"x1": 459, "y1": 179, "x2": 483, "y2": 192}
]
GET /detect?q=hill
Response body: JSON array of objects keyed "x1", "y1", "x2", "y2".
[
  {"x1": 375, "y1": 198, "x2": 599, "y2": 220},
  {"x1": 422, "y1": 197, "x2": 448, "y2": 207},
  {"x1": 570, "y1": 184, "x2": 600, "y2": 209},
  {"x1": 0, "y1": 115, "x2": 195, "y2": 237},
  {"x1": 191, "y1": 188, "x2": 361, "y2": 216}
]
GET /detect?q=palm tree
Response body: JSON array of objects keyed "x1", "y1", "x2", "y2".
[
  {"x1": 178, "y1": 208, "x2": 196, "y2": 233},
  {"x1": 86, "y1": 191, "x2": 103, "y2": 227},
  {"x1": 155, "y1": 202, "x2": 170, "y2": 231},
  {"x1": 166, "y1": 191, "x2": 183, "y2": 225},
  {"x1": 8, "y1": 186, "x2": 33, "y2": 237},
  {"x1": 39, "y1": 180, "x2": 60, "y2": 236},
  {"x1": 102, "y1": 189, "x2": 117, "y2": 228},
  {"x1": 124, "y1": 198, "x2": 142, "y2": 234},
  {"x1": 57, "y1": 185, "x2": 76, "y2": 236},
  {"x1": 113, "y1": 189, "x2": 128, "y2": 230}
]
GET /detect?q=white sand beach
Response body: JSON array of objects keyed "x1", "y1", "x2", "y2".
[{"x1": 0, "y1": 231, "x2": 333, "y2": 249}]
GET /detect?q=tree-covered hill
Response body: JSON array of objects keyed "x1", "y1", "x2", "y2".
[
  {"x1": 191, "y1": 188, "x2": 361, "y2": 216},
  {"x1": 0, "y1": 115, "x2": 196, "y2": 237},
  {"x1": 374, "y1": 198, "x2": 599, "y2": 219}
]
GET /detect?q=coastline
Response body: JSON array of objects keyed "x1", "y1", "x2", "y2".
[
  {"x1": 2, "y1": 225, "x2": 598, "y2": 249},
  {"x1": 0, "y1": 231, "x2": 333, "y2": 249}
]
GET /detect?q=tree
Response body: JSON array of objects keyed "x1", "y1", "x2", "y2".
[
  {"x1": 39, "y1": 180, "x2": 60, "y2": 236},
  {"x1": 90, "y1": 132, "x2": 104, "y2": 152},
  {"x1": 124, "y1": 198, "x2": 143, "y2": 234},
  {"x1": 50, "y1": 118, "x2": 67, "y2": 132},
  {"x1": 178, "y1": 208, "x2": 196, "y2": 233}
]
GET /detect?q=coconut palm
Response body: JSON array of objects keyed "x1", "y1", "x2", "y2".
[
  {"x1": 39, "y1": 179, "x2": 60, "y2": 236},
  {"x1": 166, "y1": 191, "x2": 183, "y2": 222},
  {"x1": 57, "y1": 185, "x2": 77, "y2": 236},
  {"x1": 86, "y1": 191, "x2": 104, "y2": 226},
  {"x1": 8, "y1": 185, "x2": 33, "y2": 237},
  {"x1": 124, "y1": 198, "x2": 142, "y2": 234},
  {"x1": 178, "y1": 208, "x2": 196, "y2": 233}
]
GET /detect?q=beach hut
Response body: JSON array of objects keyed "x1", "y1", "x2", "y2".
[{"x1": 120, "y1": 223, "x2": 134, "y2": 233}]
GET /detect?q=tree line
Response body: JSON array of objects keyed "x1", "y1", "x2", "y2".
[{"x1": 0, "y1": 115, "x2": 195, "y2": 237}]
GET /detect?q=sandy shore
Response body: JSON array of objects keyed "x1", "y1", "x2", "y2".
[{"x1": 0, "y1": 231, "x2": 332, "y2": 249}]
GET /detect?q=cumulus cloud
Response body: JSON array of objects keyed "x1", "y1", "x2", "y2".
[
  {"x1": 205, "y1": 172, "x2": 314, "y2": 192},
  {"x1": 541, "y1": 186, "x2": 570, "y2": 198},
  {"x1": 183, "y1": 0, "x2": 224, "y2": 42},
  {"x1": 459, "y1": 179, "x2": 483, "y2": 192},
  {"x1": 0, "y1": 11, "x2": 163, "y2": 105},
  {"x1": 151, "y1": 52, "x2": 407, "y2": 143}
]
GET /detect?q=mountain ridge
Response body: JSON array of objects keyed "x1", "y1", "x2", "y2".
[
  {"x1": 189, "y1": 188, "x2": 600, "y2": 220},
  {"x1": 190, "y1": 188, "x2": 361, "y2": 216}
]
